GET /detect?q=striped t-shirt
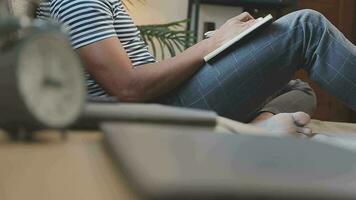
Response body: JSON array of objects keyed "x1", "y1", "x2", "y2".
[{"x1": 37, "y1": 0, "x2": 156, "y2": 97}]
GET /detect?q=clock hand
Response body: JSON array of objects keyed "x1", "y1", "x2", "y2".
[{"x1": 43, "y1": 77, "x2": 63, "y2": 88}]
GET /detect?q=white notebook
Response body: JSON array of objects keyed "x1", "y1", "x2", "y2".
[{"x1": 204, "y1": 14, "x2": 274, "y2": 62}]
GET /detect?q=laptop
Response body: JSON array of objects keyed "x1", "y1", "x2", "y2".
[{"x1": 103, "y1": 122, "x2": 356, "y2": 199}]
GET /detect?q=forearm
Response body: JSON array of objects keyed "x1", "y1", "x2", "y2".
[
  {"x1": 79, "y1": 12, "x2": 256, "y2": 102},
  {"x1": 122, "y1": 37, "x2": 217, "y2": 102},
  {"x1": 107, "y1": 13, "x2": 257, "y2": 102}
]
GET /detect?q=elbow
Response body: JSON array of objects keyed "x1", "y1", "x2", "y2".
[
  {"x1": 117, "y1": 90, "x2": 144, "y2": 103},
  {"x1": 114, "y1": 79, "x2": 148, "y2": 103}
]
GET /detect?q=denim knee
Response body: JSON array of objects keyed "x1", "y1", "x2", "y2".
[
  {"x1": 294, "y1": 9, "x2": 325, "y2": 26},
  {"x1": 278, "y1": 9, "x2": 327, "y2": 32}
]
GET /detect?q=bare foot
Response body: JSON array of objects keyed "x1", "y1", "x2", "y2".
[
  {"x1": 251, "y1": 112, "x2": 274, "y2": 124},
  {"x1": 251, "y1": 112, "x2": 313, "y2": 137}
]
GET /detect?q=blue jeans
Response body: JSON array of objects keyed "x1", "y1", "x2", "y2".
[{"x1": 160, "y1": 9, "x2": 356, "y2": 122}]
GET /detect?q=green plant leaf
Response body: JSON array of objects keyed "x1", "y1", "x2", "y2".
[
  {"x1": 120, "y1": 0, "x2": 196, "y2": 59},
  {"x1": 138, "y1": 20, "x2": 195, "y2": 59}
]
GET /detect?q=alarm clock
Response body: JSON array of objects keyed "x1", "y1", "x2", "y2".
[
  {"x1": 0, "y1": 0, "x2": 40, "y2": 48},
  {"x1": 0, "y1": 0, "x2": 39, "y2": 19},
  {"x1": 0, "y1": 29, "x2": 86, "y2": 131},
  {"x1": 0, "y1": 0, "x2": 10, "y2": 18}
]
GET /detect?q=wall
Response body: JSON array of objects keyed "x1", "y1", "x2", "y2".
[
  {"x1": 126, "y1": 0, "x2": 243, "y2": 60},
  {"x1": 126, "y1": 0, "x2": 189, "y2": 25},
  {"x1": 127, "y1": 0, "x2": 243, "y2": 40},
  {"x1": 197, "y1": 4, "x2": 243, "y2": 41}
]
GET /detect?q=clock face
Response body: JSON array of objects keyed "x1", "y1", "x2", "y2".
[{"x1": 17, "y1": 33, "x2": 85, "y2": 128}]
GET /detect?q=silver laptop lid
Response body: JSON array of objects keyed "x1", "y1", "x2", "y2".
[{"x1": 103, "y1": 122, "x2": 356, "y2": 199}]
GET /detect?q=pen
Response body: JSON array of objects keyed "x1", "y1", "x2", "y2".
[{"x1": 204, "y1": 30, "x2": 215, "y2": 38}]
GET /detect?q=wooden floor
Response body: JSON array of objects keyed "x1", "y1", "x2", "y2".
[{"x1": 0, "y1": 131, "x2": 137, "y2": 200}]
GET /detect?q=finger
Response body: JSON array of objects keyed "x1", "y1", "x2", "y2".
[
  {"x1": 236, "y1": 12, "x2": 254, "y2": 22},
  {"x1": 243, "y1": 19, "x2": 257, "y2": 27}
]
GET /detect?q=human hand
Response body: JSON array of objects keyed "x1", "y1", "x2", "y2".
[{"x1": 209, "y1": 12, "x2": 257, "y2": 47}]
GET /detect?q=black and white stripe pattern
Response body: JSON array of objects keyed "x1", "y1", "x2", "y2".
[{"x1": 37, "y1": 0, "x2": 156, "y2": 97}]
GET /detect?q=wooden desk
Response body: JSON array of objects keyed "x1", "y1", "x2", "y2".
[
  {"x1": 0, "y1": 120, "x2": 356, "y2": 200},
  {"x1": 0, "y1": 131, "x2": 137, "y2": 200}
]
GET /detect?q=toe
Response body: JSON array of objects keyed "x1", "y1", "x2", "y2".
[
  {"x1": 297, "y1": 127, "x2": 314, "y2": 137},
  {"x1": 292, "y1": 112, "x2": 311, "y2": 126}
]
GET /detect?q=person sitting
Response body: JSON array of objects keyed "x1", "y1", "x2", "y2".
[{"x1": 37, "y1": 0, "x2": 355, "y2": 137}]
